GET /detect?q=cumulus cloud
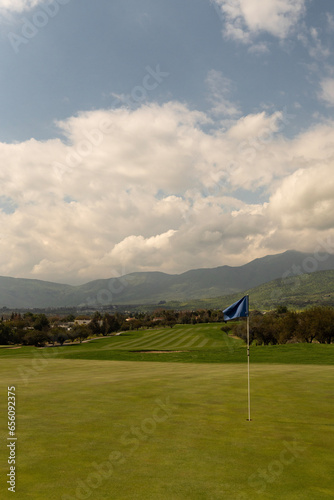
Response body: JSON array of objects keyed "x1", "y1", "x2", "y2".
[
  {"x1": 0, "y1": 101, "x2": 333, "y2": 283},
  {"x1": 212, "y1": 0, "x2": 306, "y2": 45},
  {"x1": 268, "y1": 164, "x2": 334, "y2": 230}
]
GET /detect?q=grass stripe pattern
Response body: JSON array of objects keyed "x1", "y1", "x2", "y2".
[{"x1": 102, "y1": 325, "x2": 235, "y2": 351}]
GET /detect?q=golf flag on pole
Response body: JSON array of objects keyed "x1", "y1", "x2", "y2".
[
  {"x1": 222, "y1": 295, "x2": 252, "y2": 421},
  {"x1": 223, "y1": 295, "x2": 249, "y2": 321}
]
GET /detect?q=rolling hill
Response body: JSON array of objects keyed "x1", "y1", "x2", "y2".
[
  {"x1": 1, "y1": 250, "x2": 334, "y2": 308},
  {"x1": 157, "y1": 269, "x2": 334, "y2": 312}
]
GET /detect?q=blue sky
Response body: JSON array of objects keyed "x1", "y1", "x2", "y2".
[{"x1": 0, "y1": 0, "x2": 334, "y2": 284}]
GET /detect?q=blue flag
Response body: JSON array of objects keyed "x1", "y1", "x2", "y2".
[{"x1": 223, "y1": 296, "x2": 249, "y2": 321}]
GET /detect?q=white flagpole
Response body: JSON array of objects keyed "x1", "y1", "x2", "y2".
[{"x1": 247, "y1": 296, "x2": 251, "y2": 421}]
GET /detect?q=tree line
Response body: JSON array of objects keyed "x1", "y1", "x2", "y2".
[
  {"x1": 226, "y1": 306, "x2": 334, "y2": 345},
  {"x1": 0, "y1": 309, "x2": 226, "y2": 347},
  {"x1": 1, "y1": 306, "x2": 333, "y2": 347}
]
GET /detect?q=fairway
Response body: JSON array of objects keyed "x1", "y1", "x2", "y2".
[
  {"x1": 1, "y1": 354, "x2": 334, "y2": 499},
  {"x1": 106, "y1": 325, "x2": 222, "y2": 349},
  {"x1": 1, "y1": 323, "x2": 333, "y2": 365}
]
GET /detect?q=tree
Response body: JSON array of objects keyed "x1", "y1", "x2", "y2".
[
  {"x1": 55, "y1": 329, "x2": 68, "y2": 346},
  {"x1": 64, "y1": 314, "x2": 76, "y2": 322},
  {"x1": 89, "y1": 312, "x2": 102, "y2": 336},
  {"x1": 277, "y1": 311, "x2": 298, "y2": 344},
  {"x1": 32, "y1": 314, "x2": 50, "y2": 331},
  {"x1": 298, "y1": 307, "x2": 334, "y2": 344},
  {"x1": 297, "y1": 309, "x2": 319, "y2": 343},
  {"x1": 0, "y1": 322, "x2": 13, "y2": 345},
  {"x1": 129, "y1": 319, "x2": 142, "y2": 331},
  {"x1": 72, "y1": 325, "x2": 90, "y2": 343},
  {"x1": 48, "y1": 327, "x2": 67, "y2": 346},
  {"x1": 276, "y1": 305, "x2": 288, "y2": 314},
  {"x1": 23, "y1": 330, "x2": 49, "y2": 347},
  {"x1": 102, "y1": 313, "x2": 121, "y2": 335}
]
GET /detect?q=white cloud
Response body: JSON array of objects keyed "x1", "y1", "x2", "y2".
[
  {"x1": 326, "y1": 13, "x2": 334, "y2": 33},
  {"x1": 0, "y1": 0, "x2": 42, "y2": 14},
  {"x1": 206, "y1": 70, "x2": 241, "y2": 117},
  {"x1": 319, "y1": 77, "x2": 334, "y2": 106},
  {"x1": 298, "y1": 26, "x2": 330, "y2": 60},
  {"x1": 268, "y1": 164, "x2": 334, "y2": 231},
  {"x1": 248, "y1": 42, "x2": 270, "y2": 54},
  {"x1": 107, "y1": 230, "x2": 177, "y2": 270},
  {"x1": 308, "y1": 27, "x2": 330, "y2": 59},
  {"x1": 0, "y1": 102, "x2": 334, "y2": 283},
  {"x1": 212, "y1": 0, "x2": 306, "y2": 44}
]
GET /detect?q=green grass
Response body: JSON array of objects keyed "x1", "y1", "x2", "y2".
[
  {"x1": 0, "y1": 359, "x2": 333, "y2": 499},
  {"x1": 1, "y1": 324, "x2": 333, "y2": 499},
  {"x1": 1, "y1": 323, "x2": 333, "y2": 365}
]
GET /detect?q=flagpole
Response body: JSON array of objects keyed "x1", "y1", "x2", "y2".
[
  {"x1": 222, "y1": 295, "x2": 251, "y2": 421},
  {"x1": 247, "y1": 296, "x2": 251, "y2": 421}
]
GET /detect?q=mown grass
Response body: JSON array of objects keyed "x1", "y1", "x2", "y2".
[
  {"x1": 0, "y1": 324, "x2": 333, "y2": 499},
  {"x1": 1, "y1": 323, "x2": 333, "y2": 365},
  {"x1": 0, "y1": 359, "x2": 333, "y2": 499}
]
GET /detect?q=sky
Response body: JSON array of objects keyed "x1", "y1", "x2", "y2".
[{"x1": 0, "y1": 0, "x2": 334, "y2": 284}]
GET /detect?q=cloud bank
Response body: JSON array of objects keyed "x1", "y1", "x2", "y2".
[{"x1": 0, "y1": 101, "x2": 334, "y2": 283}]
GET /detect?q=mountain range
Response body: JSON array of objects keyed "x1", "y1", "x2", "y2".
[{"x1": 1, "y1": 250, "x2": 334, "y2": 309}]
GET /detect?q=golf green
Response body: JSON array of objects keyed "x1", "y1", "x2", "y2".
[{"x1": 0, "y1": 358, "x2": 333, "y2": 499}]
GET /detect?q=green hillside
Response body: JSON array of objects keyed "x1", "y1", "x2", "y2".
[
  {"x1": 1, "y1": 251, "x2": 334, "y2": 309},
  {"x1": 242, "y1": 269, "x2": 334, "y2": 310},
  {"x1": 0, "y1": 276, "x2": 75, "y2": 309},
  {"x1": 141, "y1": 270, "x2": 334, "y2": 312}
]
